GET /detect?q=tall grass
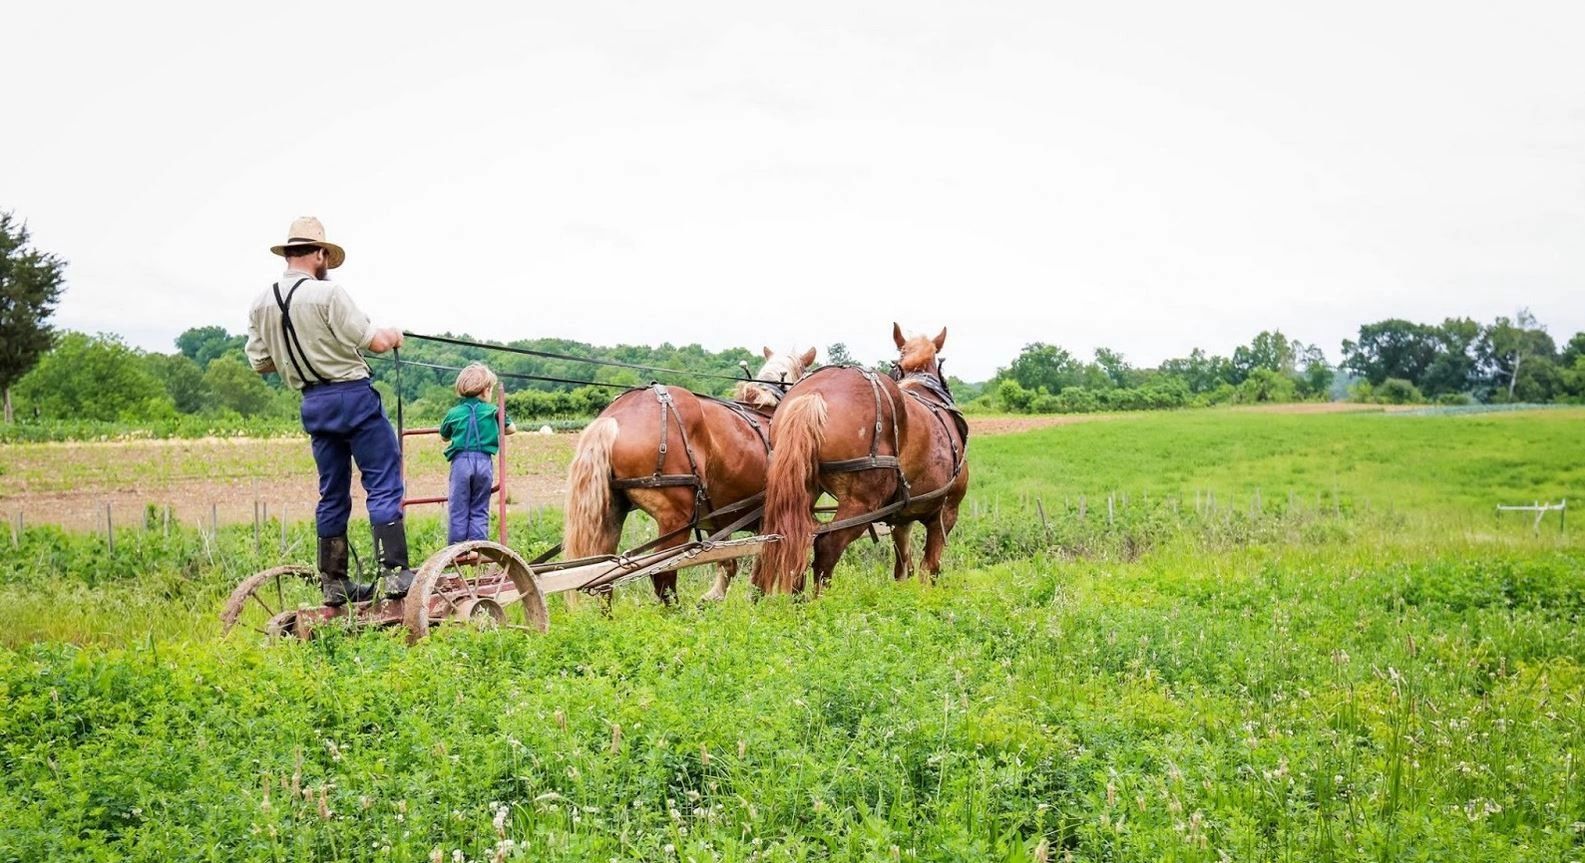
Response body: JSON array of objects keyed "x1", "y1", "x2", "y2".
[{"x1": 0, "y1": 408, "x2": 1581, "y2": 861}]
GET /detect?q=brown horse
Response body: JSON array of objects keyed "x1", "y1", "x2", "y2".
[
  {"x1": 563, "y1": 347, "x2": 817, "y2": 602},
  {"x1": 755, "y1": 324, "x2": 969, "y2": 594}
]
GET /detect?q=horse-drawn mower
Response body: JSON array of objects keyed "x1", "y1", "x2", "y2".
[{"x1": 219, "y1": 383, "x2": 779, "y2": 643}]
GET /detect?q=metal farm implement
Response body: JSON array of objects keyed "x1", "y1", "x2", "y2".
[{"x1": 220, "y1": 337, "x2": 781, "y2": 643}]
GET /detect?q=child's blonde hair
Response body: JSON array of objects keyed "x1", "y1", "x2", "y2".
[{"x1": 455, "y1": 362, "x2": 498, "y2": 398}]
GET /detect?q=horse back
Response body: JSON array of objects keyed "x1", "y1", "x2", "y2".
[{"x1": 776, "y1": 366, "x2": 910, "y2": 463}]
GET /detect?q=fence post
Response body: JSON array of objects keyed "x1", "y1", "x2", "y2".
[
  {"x1": 10, "y1": 511, "x2": 19, "y2": 547},
  {"x1": 105, "y1": 502, "x2": 114, "y2": 554},
  {"x1": 253, "y1": 499, "x2": 262, "y2": 554},
  {"x1": 1078, "y1": 495, "x2": 1087, "y2": 520},
  {"x1": 1254, "y1": 487, "x2": 1262, "y2": 514},
  {"x1": 163, "y1": 505, "x2": 171, "y2": 538},
  {"x1": 1036, "y1": 497, "x2": 1050, "y2": 536},
  {"x1": 1107, "y1": 494, "x2": 1114, "y2": 525},
  {"x1": 280, "y1": 503, "x2": 288, "y2": 555},
  {"x1": 211, "y1": 502, "x2": 219, "y2": 541}
]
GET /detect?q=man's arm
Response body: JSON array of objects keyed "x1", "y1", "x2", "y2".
[
  {"x1": 366, "y1": 327, "x2": 405, "y2": 353},
  {"x1": 326, "y1": 285, "x2": 403, "y2": 353},
  {"x1": 244, "y1": 311, "x2": 277, "y2": 375}
]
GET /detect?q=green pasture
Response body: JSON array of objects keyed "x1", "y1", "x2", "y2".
[{"x1": 1, "y1": 407, "x2": 1582, "y2": 861}]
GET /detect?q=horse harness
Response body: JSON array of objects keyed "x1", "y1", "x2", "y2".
[
  {"x1": 609, "y1": 383, "x2": 779, "y2": 545},
  {"x1": 813, "y1": 365, "x2": 968, "y2": 536}
]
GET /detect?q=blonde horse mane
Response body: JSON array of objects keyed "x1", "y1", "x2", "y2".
[{"x1": 734, "y1": 349, "x2": 812, "y2": 407}]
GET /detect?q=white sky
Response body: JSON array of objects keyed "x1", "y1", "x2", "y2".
[{"x1": 4, "y1": 0, "x2": 1582, "y2": 380}]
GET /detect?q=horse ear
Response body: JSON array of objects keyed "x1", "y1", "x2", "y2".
[
  {"x1": 800, "y1": 346, "x2": 817, "y2": 368},
  {"x1": 762, "y1": 346, "x2": 774, "y2": 360},
  {"x1": 892, "y1": 322, "x2": 906, "y2": 350},
  {"x1": 933, "y1": 327, "x2": 947, "y2": 352}
]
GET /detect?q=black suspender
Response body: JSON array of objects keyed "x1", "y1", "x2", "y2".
[{"x1": 271, "y1": 278, "x2": 330, "y2": 386}]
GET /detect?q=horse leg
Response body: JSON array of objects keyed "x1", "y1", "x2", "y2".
[
  {"x1": 701, "y1": 558, "x2": 737, "y2": 602},
  {"x1": 921, "y1": 510, "x2": 951, "y2": 581},
  {"x1": 627, "y1": 488, "x2": 696, "y2": 605},
  {"x1": 889, "y1": 521, "x2": 915, "y2": 581},
  {"x1": 648, "y1": 526, "x2": 692, "y2": 605},
  {"x1": 810, "y1": 522, "x2": 870, "y2": 595},
  {"x1": 810, "y1": 485, "x2": 894, "y2": 592}
]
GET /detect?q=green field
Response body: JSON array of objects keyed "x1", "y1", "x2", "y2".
[{"x1": 1, "y1": 408, "x2": 1582, "y2": 861}]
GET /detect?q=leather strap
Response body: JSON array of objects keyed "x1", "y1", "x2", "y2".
[{"x1": 272, "y1": 277, "x2": 329, "y2": 386}]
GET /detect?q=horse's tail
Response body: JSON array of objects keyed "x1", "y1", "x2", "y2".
[
  {"x1": 757, "y1": 393, "x2": 828, "y2": 593},
  {"x1": 564, "y1": 417, "x2": 623, "y2": 557}
]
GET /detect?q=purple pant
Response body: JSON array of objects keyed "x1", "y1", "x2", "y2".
[{"x1": 448, "y1": 451, "x2": 493, "y2": 543}]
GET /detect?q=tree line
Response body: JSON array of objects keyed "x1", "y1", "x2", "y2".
[{"x1": 976, "y1": 315, "x2": 1585, "y2": 414}]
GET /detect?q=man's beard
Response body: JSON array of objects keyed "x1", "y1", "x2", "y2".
[{"x1": 315, "y1": 261, "x2": 329, "y2": 280}]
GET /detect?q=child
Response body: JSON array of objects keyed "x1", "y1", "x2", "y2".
[{"x1": 440, "y1": 363, "x2": 516, "y2": 543}]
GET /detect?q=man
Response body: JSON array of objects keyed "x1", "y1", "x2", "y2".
[{"x1": 245, "y1": 216, "x2": 416, "y2": 606}]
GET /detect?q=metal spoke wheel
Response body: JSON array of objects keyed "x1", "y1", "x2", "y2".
[
  {"x1": 403, "y1": 541, "x2": 549, "y2": 644},
  {"x1": 220, "y1": 565, "x2": 332, "y2": 639}
]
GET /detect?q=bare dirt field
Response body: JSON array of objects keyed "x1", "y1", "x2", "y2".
[
  {"x1": 0, "y1": 407, "x2": 1397, "y2": 530},
  {"x1": 0, "y1": 435, "x2": 575, "y2": 532}
]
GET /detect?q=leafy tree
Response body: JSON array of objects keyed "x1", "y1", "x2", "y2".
[
  {"x1": 1375, "y1": 378, "x2": 1425, "y2": 405},
  {"x1": 1419, "y1": 318, "x2": 1481, "y2": 396},
  {"x1": 1159, "y1": 348, "x2": 1235, "y2": 394},
  {"x1": 1341, "y1": 320, "x2": 1440, "y2": 386},
  {"x1": 176, "y1": 325, "x2": 246, "y2": 369},
  {"x1": 1478, "y1": 310, "x2": 1556, "y2": 401},
  {"x1": 1234, "y1": 368, "x2": 1298, "y2": 403},
  {"x1": 825, "y1": 342, "x2": 854, "y2": 366},
  {"x1": 993, "y1": 379, "x2": 1034, "y2": 412},
  {"x1": 14, "y1": 332, "x2": 175, "y2": 421},
  {"x1": 999, "y1": 343, "x2": 1086, "y2": 394},
  {"x1": 203, "y1": 355, "x2": 276, "y2": 416},
  {"x1": 146, "y1": 353, "x2": 211, "y2": 414},
  {"x1": 1559, "y1": 332, "x2": 1585, "y2": 369},
  {"x1": 0, "y1": 212, "x2": 67, "y2": 422},
  {"x1": 1560, "y1": 354, "x2": 1585, "y2": 402},
  {"x1": 1092, "y1": 347, "x2": 1135, "y2": 388},
  {"x1": 1232, "y1": 330, "x2": 1297, "y2": 379}
]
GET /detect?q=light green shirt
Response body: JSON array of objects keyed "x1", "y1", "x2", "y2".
[{"x1": 245, "y1": 269, "x2": 378, "y2": 390}]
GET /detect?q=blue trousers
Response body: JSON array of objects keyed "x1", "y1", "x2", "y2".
[
  {"x1": 300, "y1": 380, "x2": 406, "y2": 537},
  {"x1": 448, "y1": 451, "x2": 493, "y2": 542}
]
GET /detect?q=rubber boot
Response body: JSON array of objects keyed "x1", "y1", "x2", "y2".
[
  {"x1": 372, "y1": 520, "x2": 417, "y2": 599},
  {"x1": 318, "y1": 535, "x2": 374, "y2": 607}
]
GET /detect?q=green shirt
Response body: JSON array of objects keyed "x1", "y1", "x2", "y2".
[{"x1": 440, "y1": 398, "x2": 511, "y2": 460}]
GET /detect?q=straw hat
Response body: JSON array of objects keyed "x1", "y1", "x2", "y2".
[{"x1": 270, "y1": 216, "x2": 346, "y2": 269}]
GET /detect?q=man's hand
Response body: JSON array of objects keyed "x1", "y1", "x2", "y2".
[
  {"x1": 366, "y1": 327, "x2": 405, "y2": 353},
  {"x1": 255, "y1": 359, "x2": 277, "y2": 374}
]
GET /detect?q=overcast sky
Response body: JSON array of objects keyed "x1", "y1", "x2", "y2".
[{"x1": 4, "y1": 1, "x2": 1582, "y2": 380}]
